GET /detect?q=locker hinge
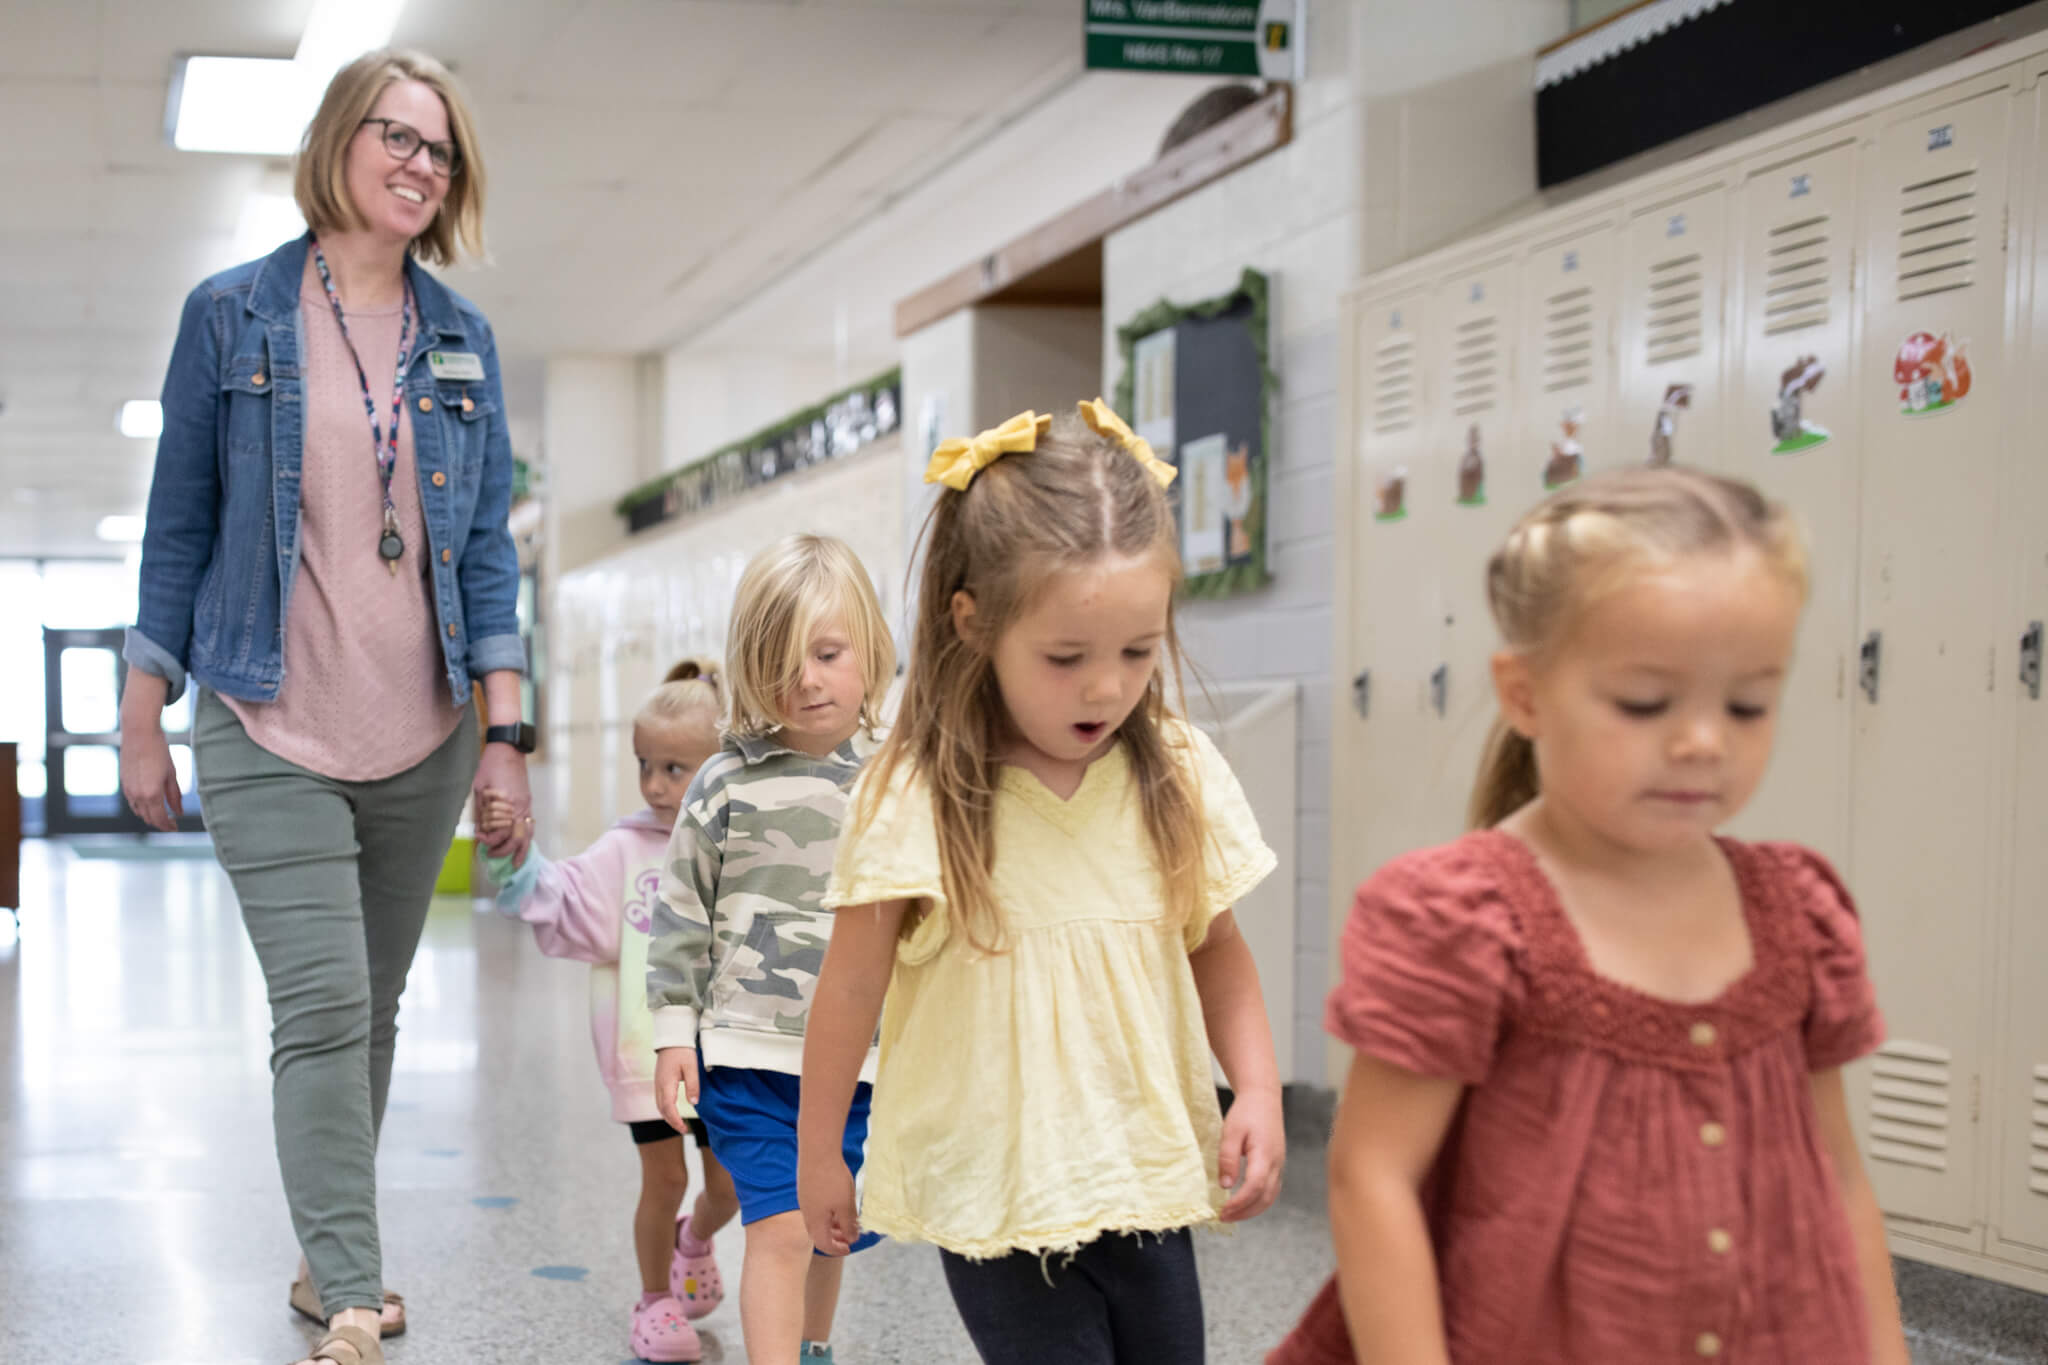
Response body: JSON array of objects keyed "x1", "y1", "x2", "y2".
[
  {"x1": 1429, "y1": 664, "x2": 1449, "y2": 717},
  {"x1": 1971, "y1": 1073, "x2": 1981, "y2": 1124},
  {"x1": 2021, "y1": 621, "x2": 2043, "y2": 700},
  {"x1": 1859, "y1": 631, "x2": 1882, "y2": 704},
  {"x1": 1351, "y1": 669, "x2": 1371, "y2": 719}
]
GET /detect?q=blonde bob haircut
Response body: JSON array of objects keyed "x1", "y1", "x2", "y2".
[
  {"x1": 724, "y1": 534, "x2": 895, "y2": 741},
  {"x1": 294, "y1": 48, "x2": 487, "y2": 268}
]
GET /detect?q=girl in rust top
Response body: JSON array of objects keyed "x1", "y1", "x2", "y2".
[{"x1": 1272, "y1": 468, "x2": 1908, "y2": 1365}]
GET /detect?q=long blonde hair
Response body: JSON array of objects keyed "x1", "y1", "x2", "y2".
[
  {"x1": 636, "y1": 656, "x2": 723, "y2": 733},
  {"x1": 861, "y1": 411, "x2": 1205, "y2": 952},
  {"x1": 724, "y1": 535, "x2": 895, "y2": 740},
  {"x1": 1469, "y1": 466, "x2": 1810, "y2": 830},
  {"x1": 294, "y1": 48, "x2": 487, "y2": 267}
]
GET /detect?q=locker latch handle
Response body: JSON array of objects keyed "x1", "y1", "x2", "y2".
[
  {"x1": 2021, "y1": 621, "x2": 2043, "y2": 701},
  {"x1": 1351, "y1": 669, "x2": 1371, "y2": 719},
  {"x1": 1859, "y1": 631, "x2": 1882, "y2": 705},
  {"x1": 1429, "y1": 664, "x2": 1449, "y2": 717}
]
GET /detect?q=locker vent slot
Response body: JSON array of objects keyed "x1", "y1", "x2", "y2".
[
  {"x1": 1451, "y1": 314, "x2": 1501, "y2": 417},
  {"x1": 1764, "y1": 213, "x2": 1831, "y2": 335},
  {"x1": 1645, "y1": 252, "x2": 1704, "y2": 364},
  {"x1": 1371, "y1": 336, "x2": 1417, "y2": 435},
  {"x1": 1867, "y1": 1040, "x2": 1952, "y2": 1172},
  {"x1": 2031, "y1": 1064, "x2": 2048, "y2": 1197},
  {"x1": 1542, "y1": 285, "x2": 1595, "y2": 393},
  {"x1": 1896, "y1": 167, "x2": 1978, "y2": 302}
]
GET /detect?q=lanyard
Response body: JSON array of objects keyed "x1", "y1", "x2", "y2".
[{"x1": 310, "y1": 235, "x2": 416, "y2": 571}]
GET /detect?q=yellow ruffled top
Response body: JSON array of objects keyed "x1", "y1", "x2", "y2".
[{"x1": 824, "y1": 721, "x2": 1275, "y2": 1260}]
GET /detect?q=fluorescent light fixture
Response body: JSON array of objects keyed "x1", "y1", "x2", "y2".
[
  {"x1": 98, "y1": 515, "x2": 147, "y2": 543},
  {"x1": 169, "y1": 56, "x2": 319, "y2": 157},
  {"x1": 168, "y1": 0, "x2": 406, "y2": 156},
  {"x1": 295, "y1": 0, "x2": 407, "y2": 78},
  {"x1": 118, "y1": 400, "x2": 163, "y2": 439},
  {"x1": 231, "y1": 191, "x2": 306, "y2": 265}
]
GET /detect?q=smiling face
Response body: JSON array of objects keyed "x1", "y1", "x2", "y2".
[
  {"x1": 343, "y1": 79, "x2": 453, "y2": 246},
  {"x1": 964, "y1": 554, "x2": 1175, "y2": 775},
  {"x1": 1494, "y1": 548, "x2": 1803, "y2": 856}
]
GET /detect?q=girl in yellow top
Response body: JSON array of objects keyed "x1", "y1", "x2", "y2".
[{"x1": 797, "y1": 402, "x2": 1286, "y2": 1363}]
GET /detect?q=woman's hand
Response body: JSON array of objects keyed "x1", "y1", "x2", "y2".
[
  {"x1": 472, "y1": 742, "x2": 531, "y2": 866},
  {"x1": 118, "y1": 674, "x2": 182, "y2": 831}
]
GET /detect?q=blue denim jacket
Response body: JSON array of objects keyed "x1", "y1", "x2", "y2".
[{"x1": 124, "y1": 234, "x2": 525, "y2": 707}]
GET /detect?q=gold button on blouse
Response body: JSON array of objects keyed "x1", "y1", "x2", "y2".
[
  {"x1": 431, "y1": 471, "x2": 446, "y2": 487},
  {"x1": 1708, "y1": 1228, "x2": 1732, "y2": 1255},
  {"x1": 441, "y1": 548, "x2": 452, "y2": 563},
  {"x1": 1691, "y1": 1021, "x2": 1718, "y2": 1048},
  {"x1": 1696, "y1": 1331, "x2": 1723, "y2": 1357},
  {"x1": 1700, "y1": 1122, "x2": 1727, "y2": 1149},
  {"x1": 447, "y1": 623, "x2": 457, "y2": 638},
  {"x1": 251, "y1": 372, "x2": 266, "y2": 386},
  {"x1": 418, "y1": 396, "x2": 434, "y2": 413},
  {"x1": 461, "y1": 396, "x2": 475, "y2": 412}
]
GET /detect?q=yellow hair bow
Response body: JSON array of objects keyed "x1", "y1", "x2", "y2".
[
  {"x1": 1078, "y1": 398, "x2": 1177, "y2": 488},
  {"x1": 922, "y1": 411, "x2": 1051, "y2": 491}
]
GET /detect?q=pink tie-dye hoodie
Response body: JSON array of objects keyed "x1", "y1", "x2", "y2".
[{"x1": 492, "y1": 808, "x2": 683, "y2": 1123}]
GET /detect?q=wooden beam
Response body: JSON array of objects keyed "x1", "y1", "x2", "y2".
[{"x1": 894, "y1": 84, "x2": 1293, "y2": 338}]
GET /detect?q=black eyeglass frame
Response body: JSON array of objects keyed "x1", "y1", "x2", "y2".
[{"x1": 358, "y1": 117, "x2": 463, "y2": 178}]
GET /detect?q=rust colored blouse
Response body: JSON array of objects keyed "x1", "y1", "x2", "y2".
[{"x1": 1271, "y1": 832, "x2": 1884, "y2": 1365}]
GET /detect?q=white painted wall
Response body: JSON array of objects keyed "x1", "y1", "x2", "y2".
[{"x1": 542, "y1": 356, "x2": 657, "y2": 575}]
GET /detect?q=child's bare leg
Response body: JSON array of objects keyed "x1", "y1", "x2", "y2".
[
  {"x1": 739, "y1": 1211, "x2": 813, "y2": 1360},
  {"x1": 687, "y1": 1144, "x2": 741, "y2": 1242},
  {"x1": 803, "y1": 1249, "x2": 846, "y2": 1345},
  {"x1": 633, "y1": 1137, "x2": 691, "y2": 1293}
]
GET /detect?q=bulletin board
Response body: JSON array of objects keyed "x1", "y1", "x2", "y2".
[{"x1": 1113, "y1": 269, "x2": 1274, "y2": 599}]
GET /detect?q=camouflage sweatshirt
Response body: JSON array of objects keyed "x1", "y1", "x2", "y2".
[{"x1": 647, "y1": 729, "x2": 879, "y2": 1080}]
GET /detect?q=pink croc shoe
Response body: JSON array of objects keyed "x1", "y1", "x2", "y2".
[
  {"x1": 630, "y1": 1295, "x2": 703, "y2": 1363},
  {"x1": 669, "y1": 1221, "x2": 725, "y2": 1321}
]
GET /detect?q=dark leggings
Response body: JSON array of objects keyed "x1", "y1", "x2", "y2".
[{"x1": 939, "y1": 1228, "x2": 1205, "y2": 1364}]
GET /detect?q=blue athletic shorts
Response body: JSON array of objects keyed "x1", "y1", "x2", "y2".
[{"x1": 693, "y1": 1059, "x2": 882, "y2": 1253}]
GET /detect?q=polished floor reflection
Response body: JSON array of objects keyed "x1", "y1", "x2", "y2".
[{"x1": 0, "y1": 839, "x2": 1339, "y2": 1364}]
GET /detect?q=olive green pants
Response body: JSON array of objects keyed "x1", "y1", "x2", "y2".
[{"x1": 194, "y1": 689, "x2": 476, "y2": 1312}]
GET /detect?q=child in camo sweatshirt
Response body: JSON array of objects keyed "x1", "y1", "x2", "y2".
[{"x1": 648, "y1": 534, "x2": 894, "y2": 1365}]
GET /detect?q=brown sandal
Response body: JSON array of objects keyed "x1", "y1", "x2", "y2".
[
  {"x1": 301, "y1": 1324, "x2": 383, "y2": 1365},
  {"x1": 290, "y1": 1273, "x2": 407, "y2": 1337}
]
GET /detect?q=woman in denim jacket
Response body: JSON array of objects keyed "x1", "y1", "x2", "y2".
[{"x1": 118, "y1": 49, "x2": 528, "y2": 1365}]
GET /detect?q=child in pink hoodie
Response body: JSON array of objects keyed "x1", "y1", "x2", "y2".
[{"x1": 481, "y1": 659, "x2": 739, "y2": 1364}]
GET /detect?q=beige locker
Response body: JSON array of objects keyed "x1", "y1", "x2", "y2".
[
  {"x1": 1421, "y1": 255, "x2": 1527, "y2": 838},
  {"x1": 1850, "y1": 76, "x2": 2017, "y2": 1235},
  {"x1": 1721, "y1": 138, "x2": 1864, "y2": 867},
  {"x1": 1618, "y1": 181, "x2": 1729, "y2": 476},
  {"x1": 1343, "y1": 287, "x2": 1444, "y2": 889},
  {"x1": 1993, "y1": 69, "x2": 2048, "y2": 1261},
  {"x1": 1518, "y1": 218, "x2": 1619, "y2": 495}
]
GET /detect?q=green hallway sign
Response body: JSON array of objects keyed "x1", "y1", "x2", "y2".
[{"x1": 1084, "y1": 0, "x2": 1303, "y2": 79}]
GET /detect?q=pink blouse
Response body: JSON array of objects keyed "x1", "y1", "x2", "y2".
[
  {"x1": 224, "y1": 258, "x2": 462, "y2": 780},
  {"x1": 1272, "y1": 832, "x2": 1884, "y2": 1365}
]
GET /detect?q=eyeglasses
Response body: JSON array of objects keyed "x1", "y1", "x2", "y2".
[{"x1": 359, "y1": 118, "x2": 462, "y2": 178}]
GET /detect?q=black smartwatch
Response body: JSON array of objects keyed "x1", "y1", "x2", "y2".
[{"x1": 483, "y1": 722, "x2": 537, "y2": 754}]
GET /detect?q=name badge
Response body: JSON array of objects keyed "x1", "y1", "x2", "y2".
[{"x1": 426, "y1": 350, "x2": 485, "y2": 382}]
